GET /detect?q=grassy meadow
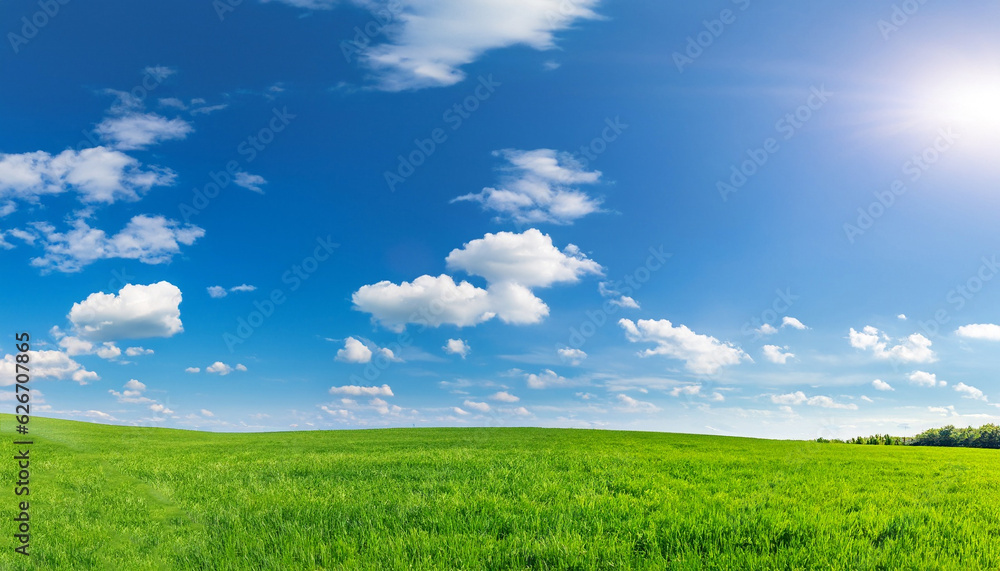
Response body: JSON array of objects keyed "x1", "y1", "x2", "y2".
[{"x1": 2, "y1": 414, "x2": 999, "y2": 570}]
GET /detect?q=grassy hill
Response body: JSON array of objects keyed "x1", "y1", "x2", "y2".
[{"x1": 2, "y1": 414, "x2": 999, "y2": 570}]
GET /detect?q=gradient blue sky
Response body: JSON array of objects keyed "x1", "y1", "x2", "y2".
[{"x1": 2, "y1": 0, "x2": 999, "y2": 438}]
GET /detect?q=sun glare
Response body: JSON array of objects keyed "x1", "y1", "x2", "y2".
[{"x1": 917, "y1": 68, "x2": 1000, "y2": 137}]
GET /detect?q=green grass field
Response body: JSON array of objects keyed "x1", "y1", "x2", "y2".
[{"x1": 2, "y1": 414, "x2": 999, "y2": 570}]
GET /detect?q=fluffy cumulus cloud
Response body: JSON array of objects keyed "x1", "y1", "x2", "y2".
[
  {"x1": 0, "y1": 147, "x2": 175, "y2": 209},
  {"x1": 445, "y1": 229, "x2": 602, "y2": 288},
  {"x1": 956, "y1": 323, "x2": 1000, "y2": 341},
  {"x1": 30, "y1": 215, "x2": 204, "y2": 273},
  {"x1": 762, "y1": 345, "x2": 794, "y2": 364},
  {"x1": 848, "y1": 326, "x2": 936, "y2": 364},
  {"x1": 69, "y1": 282, "x2": 183, "y2": 341},
  {"x1": 328, "y1": 0, "x2": 602, "y2": 90},
  {"x1": 443, "y1": 338, "x2": 470, "y2": 358},
  {"x1": 620, "y1": 318, "x2": 748, "y2": 375},
  {"x1": 557, "y1": 347, "x2": 586, "y2": 365},
  {"x1": 770, "y1": 391, "x2": 857, "y2": 410},
  {"x1": 955, "y1": 382, "x2": 987, "y2": 401},
  {"x1": 526, "y1": 369, "x2": 570, "y2": 389},
  {"x1": 95, "y1": 113, "x2": 193, "y2": 150},
  {"x1": 872, "y1": 379, "x2": 894, "y2": 391},
  {"x1": 329, "y1": 384, "x2": 394, "y2": 397},
  {"x1": 908, "y1": 370, "x2": 947, "y2": 388},
  {"x1": 353, "y1": 229, "x2": 600, "y2": 331},
  {"x1": 452, "y1": 149, "x2": 603, "y2": 225},
  {"x1": 206, "y1": 362, "x2": 247, "y2": 375},
  {"x1": 336, "y1": 337, "x2": 396, "y2": 364},
  {"x1": 0, "y1": 350, "x2": 98, "y2": 385},
  {"x1": 125, "y1": 346, "x2": 153, "y2": 357}
]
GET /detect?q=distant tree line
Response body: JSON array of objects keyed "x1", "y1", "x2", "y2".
[{"x1": 815, "y1": 424, "x2": 1000, "y2": 449}]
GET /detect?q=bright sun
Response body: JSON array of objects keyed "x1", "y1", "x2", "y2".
[{"x1": 916, "y1": 68, "x2": 1000, "y2": 137}]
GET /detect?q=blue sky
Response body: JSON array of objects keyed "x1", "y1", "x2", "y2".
[{"x1": 2, "y1": 0, "x2": 999, "y2": 438}]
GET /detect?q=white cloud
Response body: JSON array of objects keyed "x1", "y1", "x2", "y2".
[
  {"x1": 872, "y1": 379, "x2": 894, "y2": 391},
  {"x1": 0, "y1": 147, "x2": 174, "y2": 208},
  {"x1": 770, "y1": 391, "x2": 857, "y2": 409},
  {"x1": 463, "y1": 400, "x2": 491, "y2": 413},
  {"x1": 762, "y1": 345, "x2": 794, "y2": 364},
  {"x1": 69, "y1": 281, "x2": 183, "y2": 341},
  {"x1": 849, "y1": 326, "x2": 936, "y2": 364},
  {"x1": 908, "y1": 370, "x2": 947, "y2": 388},
  {"x1": 443, "y1": 338, "x2": 470, "y2": 358},
  {"x1": 781, "y1": 316, "x2": 807, "y2": 330},
  {"x1": 95, "y1": 342, "x2": 122, "y2": 360},
  {"x1": 755, "y1": 323, "x2": 778, "y2": 336},
  {"x1": 620, "y1": 318, "x2": 748, "y2": 375},
  {"x1": 557, "y1": 347, "x2": 586, "y2": 365},
  {"x1": 57, "y1": 335, "x2": 93, "y2": 356},
  {"x1": 125, "y1": 346, "x2": 153, "y2": 357},
  {"x1": 615, "y1": 394, "x2": 660, "y2": 413},
  {"x1": 335, "y1": 337, "x2": 396, "y2": 364},
  {"x1": 329, "y1": 384, "x2": 394, "y2": 397},
  {"x1": 200, "y1": 409, "x2": 214, "y2": 417},
  {"x1": 343, "y1": 0, "x2": 601, "y2": 91},
  {"x1": 149, "y1": 403, "x2": 174, "y2": 415},
  {"x1": 955, "y1": 382, "x2": 987, "y2": 401},
  {"x1": 125, "y1": 379, "x2": 145, "y2": 391},
  {"x1": 897, "y1": 314, "x2": 907, "y2": 320},
  {"x1": 337, "y1": 337, "x2": 373, "y2": 363},
  {"x1": 95, "y1": 113, "x2": 193, "y2": 150},
  {"x1": 185, "y1": 367, "x2": 200, "y2": 373},
  {"x1": 452, "y1": 406, "x2": 470, "y2": 416},
  {"x1": 0, "y1": 350, "x2": 98, "y2": 385},
  {"x1": 206, "y1": 361, "x2": 246, "y2": 376},
  {"x1": 669, "y1": 384, "x2": 701, "y2": 397},
  {"x1": 452, "y1": 149, "x2": 603, "y2": 225},
  {"x1": 31, "y1": 215, "x2": 204, "y2": 273},
  {"x1": 956, "y1": 323, "x2": 1000, "y2": 341},
  {"x1": 490, "y1": 391, "x2": 519, "y2": 403},
  {"x1": 109, "y1": 379, "x2": 153, "y2": 404},
  {"x1": 354, "y1": 229, "x2": 598, "y2": 330},
  {"x1": 208, "y1": 284, "x2": 257, "y2": 298},
  {"x1": 928, "y1": 405, "x2": 958, "y2": 416},
  {"x1": 234, "y1": 172, "x2": 266, "y2": 194},
  {"x1": 445, "y1": 228, "x2": 602, "y2": 287},
  {"x1": 353, "y1": 274, "x2": 496, "y2": 331},
  {"x1": 771, "y1": 391, "x2": 807, "y2": 405},
  {"x1": 526, "y1": 369, "x2": 570, "y2": 389}
]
